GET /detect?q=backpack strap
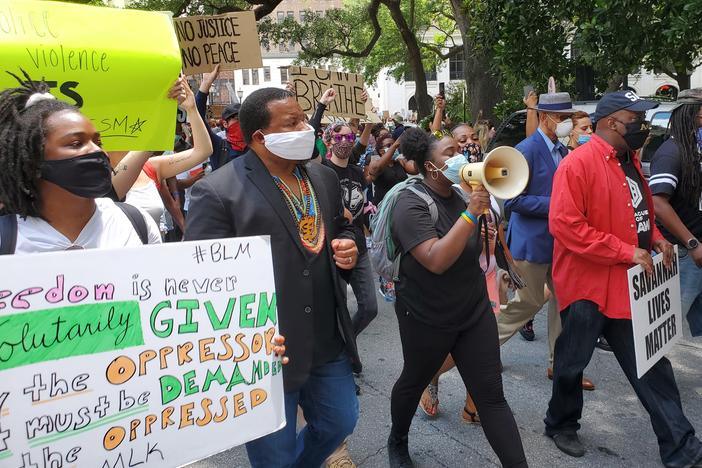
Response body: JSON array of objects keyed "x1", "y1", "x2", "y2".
[
  {"x1": 405, "y1": 185, "x2": 439, "y2": 224},
  {"x1": 116, "y1": 203, "x2": 149, "y2": 245},
  {"x1": 0, "y1": 215, "x2": 18, "y2": 255}
]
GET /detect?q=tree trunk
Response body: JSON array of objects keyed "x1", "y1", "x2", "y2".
[
  {"x1": 383, "y1": 0, "x2": 432, "y2": 119},
  {"x1": 606, "y1": 74, "x2": 625, "y2": 92},
  {"x1": 448, "y1": 0, "x2": 502, "y2": 123},
  {"x1": 675, "y1": 70, "x2": 691, "y2": 91}
]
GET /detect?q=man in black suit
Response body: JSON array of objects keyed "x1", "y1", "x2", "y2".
[{"x1": 185, "y1": 87, "x2": 361, "y2": 468}]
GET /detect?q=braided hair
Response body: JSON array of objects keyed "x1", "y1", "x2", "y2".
[
  {"x1": 669, "y1": 103, "x2": 702, "y2": 202},
  {"x1": 0, "y1": 70, "x2": 75, "y2": 218}
]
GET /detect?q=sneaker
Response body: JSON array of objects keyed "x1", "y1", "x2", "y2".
[
  {"x1": 387, "y1": 432, "x2": 414, "y2": 467},
  {"x1": 378, "y1": 280, "x2": 396, "y2": 303},
  {"x1": 595, "y1": 335, "x2": 613, "y2": 352},
  {"x1": 519, "y1": 320, "x2": 535, "y2": 341}
]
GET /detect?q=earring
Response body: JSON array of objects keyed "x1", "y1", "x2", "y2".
[{"x1": 431, "y1": 169, "x2": 438, "y2": 180}]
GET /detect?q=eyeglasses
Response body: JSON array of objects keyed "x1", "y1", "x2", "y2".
[
  {"x1": 611, "y1": 116, "x2": 651, "y2": 131},
  {"x1": 333, "y1": 134, "x2": 355, "y2": 143}
]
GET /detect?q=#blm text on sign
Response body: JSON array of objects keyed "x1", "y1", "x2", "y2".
[
  {"x1": 0, "y1": 237, "x2": 285, "y2": 467},
  {"x1": 627, "y1": 246, "x2": 682, "y2": 378},
  {"x1": 0, "y1": 0, "x2": 181, "y2": 151},
  {"x1": 289, "y1": 66, "x2": 366, "y2": 120},
  {"x1": 173, "y1": 12, "x2": 263, "y2": 76}
]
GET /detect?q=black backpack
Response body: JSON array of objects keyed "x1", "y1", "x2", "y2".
[{"x1": 0, "y1": 202, "x2": 149, "y2": 255}]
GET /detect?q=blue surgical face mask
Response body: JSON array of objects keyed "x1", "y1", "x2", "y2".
[
  {"x1": 442, "y1": 153, "x2": 467, "y2": 184},
  {"x1": 577, "y1": 135, "x2": 591, "y2": 145}
]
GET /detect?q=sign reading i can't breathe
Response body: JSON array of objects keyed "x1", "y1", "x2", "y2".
[
  {"x1": 627, "y1": 246, "x2": 682, "y2": 378},
  {"x1": 173, "y1": 12, "x2": 263, "y2": 75},
  {"x1": 0, "y1": 237, "x2": 285, "y2": 467},
  {"x1": 289, "y1": 66, "x2": 366, "y2": 119},
  {"x1": 0, "y1": 0, "x2": 182, "y2": 151}
]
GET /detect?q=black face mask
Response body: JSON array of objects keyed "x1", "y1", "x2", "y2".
[
  {"x1": 619, "y1": 121, "x2": 649, "y2": 151},
  {"x1": 40, "y1": 150, "x2": 113, "y2": 198}
]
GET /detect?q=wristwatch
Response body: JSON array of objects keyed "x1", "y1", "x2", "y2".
[{"x1": 686, "y1": 238, "x2": 700, "y2": 250}]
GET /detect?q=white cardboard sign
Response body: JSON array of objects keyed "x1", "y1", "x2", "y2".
[{"x1": 0, "y1": 237, "x2": 284, "y2": 467}]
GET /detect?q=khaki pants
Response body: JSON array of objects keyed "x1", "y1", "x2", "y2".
[{"x1": 497, "y1": 260, "x2": 561, "y2": 366}]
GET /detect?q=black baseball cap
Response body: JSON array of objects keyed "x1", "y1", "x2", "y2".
[
  {"x1": 593, "y1": 91, "x2": 659, "y2": 122},
  {"x1": 222, "y1": 103, "x2": 241, "y2": 120}
]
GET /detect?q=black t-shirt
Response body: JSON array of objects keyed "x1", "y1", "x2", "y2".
[
  {"x1": 309, "y1": 245, "x2": 345, "y2": 365},
  {"x1": 322, "y1": 158, "x2": 368, "y2": 255},
  {"x1": 373, "y1": 162, "x2": 407, "y2": 206},
  {"x1": 391, "y1": 182, "x2": 491, "y2": 330},
  {"x1": 650, "y1": 137, "x2": 702, "y2": 244},
  {"x1": 619, "y1": 154, "x2": 652, "y2": 249}
]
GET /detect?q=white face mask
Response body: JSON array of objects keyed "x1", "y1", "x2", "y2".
[
  {"x1": 263, "y1": 123, "x2": 316, "y2": 160},
  {"x1": 550, "y1": 116, "x2": 573, "y2": 138}
]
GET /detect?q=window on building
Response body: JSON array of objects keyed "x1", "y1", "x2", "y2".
[
  {"x1": 277, "y1": 11, "x2": 285, "y2": 22},
  {"x1": 280, "y1": 67, "x2": 289, "y2": 83},
  {"x1": 252, "y1": 69, "x2": 259, "y2": 85},
  {"x1": 449, "y1": 50, "x2": 465, "y2": 80},
  {"x1": 242, "y1": 69, "x2": 250, "y2": 85},
  {"x1": 287, "y1": 11, "x2": 294, "y2": 18},
  {"x1": 404, "y1": 68, "x2": 437, "y2": 82},
  {"x1": 315, "y1": 10, "x2": 323, "y2": 16},
  {"x1": 263, "y1": 66, "x2": 271, "y2": 82},
  {"x1": 299, "y1": 11, "x2": 306, "y2": 22}
]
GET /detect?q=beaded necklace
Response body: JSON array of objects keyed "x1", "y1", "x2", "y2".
[{"x1": 273, "y1": 166, "x2": 325, "y2": 254}]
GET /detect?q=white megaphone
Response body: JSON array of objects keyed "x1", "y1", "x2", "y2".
[{"x1": 459, "y1": 146, "x2": 530, "y2": 200}]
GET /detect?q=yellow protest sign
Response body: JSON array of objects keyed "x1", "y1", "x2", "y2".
[
  {"x1": 173, "y1": 12, "x2": 263, "y2": 75},
  {"x1": 0, "y1": 0, "x2": 182, "y2": 151}
]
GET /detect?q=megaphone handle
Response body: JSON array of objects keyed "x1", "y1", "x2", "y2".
[{"x1": 469, "y1": 181, "x2": 490, "y2": 215}]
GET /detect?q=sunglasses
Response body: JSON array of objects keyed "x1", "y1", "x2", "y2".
[{"x1": 333, "y1": 133, "x2": 355, "y2": 143}]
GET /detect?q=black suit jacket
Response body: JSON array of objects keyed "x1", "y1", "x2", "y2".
[{"x1": 185, "y1": 149, "x2": 361, "y2": 392}]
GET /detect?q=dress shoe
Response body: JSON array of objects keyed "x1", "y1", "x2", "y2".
[
  {"x1": 388, "y1": 432, "x2": 414, "y2": 467},
  {"x1": 547, "y1": 368, "x2": 596, "y2": 391},
  {"x1": 549, "y1": 432, "x2": 585, "y2": 457},
  {"x1": 519, "y1": 320, "x2": 535, "y2": 341}
]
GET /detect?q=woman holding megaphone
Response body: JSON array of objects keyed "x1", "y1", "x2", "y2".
[{"x1": 386, "y1": 128, "x2": 527, "y2": 468}]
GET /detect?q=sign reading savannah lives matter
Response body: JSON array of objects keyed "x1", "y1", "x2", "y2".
[
  {"x1": 173, "y1": 12, "x2": 263, "y2": 75},
  {"x1": 627, "y1": 246, "x2": 682, "y2": 378},
  {"x1": 289, "y1": 66, "x2": 366, "y2": 120},
  {"x1": 0, "y1": 237, "x2": 285, "y2": 467}
]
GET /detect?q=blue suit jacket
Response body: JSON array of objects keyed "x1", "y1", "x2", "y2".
[{"x1": 505, "y1": 131, "x2": 561, "y2": 264}]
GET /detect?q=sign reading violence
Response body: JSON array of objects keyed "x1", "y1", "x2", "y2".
[
  {"x1": 173, "y1": 12, "x2": 263, "y2": 75},
  {"x1": 0, "y1": 0, "x2": 182, "y2": 151},
  {"x1": 289, "y1": 66, "x2": 366, "y2": 120},
  {"x1": 0, "y1": 237, "x2": 285, "y2": 467},
  {"x1": 627, "y1": 246, "x2": 682, "y2": 378}
]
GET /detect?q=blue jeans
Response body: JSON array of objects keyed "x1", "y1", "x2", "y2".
[
  {"x1": 545, "y1": 300, "x2": 702, "y2": 467},
  {"x1": 348, "y1": 251, "x2": 379, "y2": 337},
  {"x1": 245, "y1": 354, "x2": 359, "y2": 468},
  {"x1": 679, "y1": 249, "x2": 702, "y2": 336}
]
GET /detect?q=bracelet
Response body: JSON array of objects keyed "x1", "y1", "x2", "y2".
[{"x1": 461, "y1": 211, "x2": 477, "y2": 225}]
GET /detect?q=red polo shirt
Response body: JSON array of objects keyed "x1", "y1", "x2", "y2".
[{"x1": 549, "y1": 134, "x2": 663, "y2": 319}]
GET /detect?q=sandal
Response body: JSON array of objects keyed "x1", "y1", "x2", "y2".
[
  {"x1": 419, "y1": 383, "x2": 439, "y2": 417},
  {"x1": 462, "y1": 406, "x2": 481, "y2": 424}
]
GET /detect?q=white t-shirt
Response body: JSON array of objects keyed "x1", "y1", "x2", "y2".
[
  {"x1": 7, "y1": 198, "x2": 161, "y2": 255},
  {"x1": 176, "y1": 170, "x2": 193, "y2": 212},
  {"x1": 125, "y1": 180, "x2": 164, "y2": 228}
]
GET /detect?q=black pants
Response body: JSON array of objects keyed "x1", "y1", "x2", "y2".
[
  {"x1": 545, "y1": 300, "x2": 702, "y2": 468},
  {"x1": 391, "y1": 300, "x2": 527, "y2": 468}
]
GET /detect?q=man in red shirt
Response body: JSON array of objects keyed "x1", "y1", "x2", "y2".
[{"x1": 545, "y1": 91, "x2": 702, "y2": 467}]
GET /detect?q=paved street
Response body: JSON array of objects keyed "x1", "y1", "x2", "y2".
[{"x1": 191, "y1": 287, "x2": 702, "y2": 468}]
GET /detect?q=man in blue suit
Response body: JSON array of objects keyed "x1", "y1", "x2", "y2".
[{"x1": 497, "y1": 92, "x2": 595, "y2": 390}]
